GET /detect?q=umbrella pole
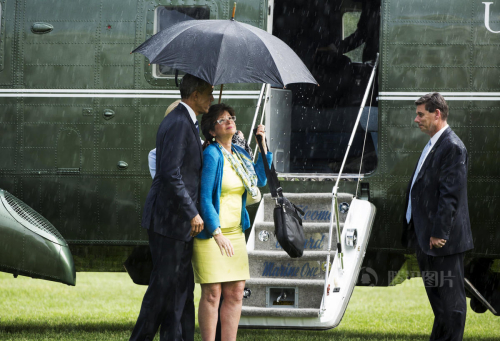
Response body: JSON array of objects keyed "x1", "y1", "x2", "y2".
[
  {"x1": 218, "y1": 84, "x2": 224, "y2": 104},
  {"x1": 219, "y1": 2, "x2": 234, "y2": 104},
  {"x1": 231, "y1": 2, "x2": 237, "y2": 20}
]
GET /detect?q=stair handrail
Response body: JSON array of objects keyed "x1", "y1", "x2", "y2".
[
  {"x1": 321, "y1": 54, "x2": 380, "y2": 312},
  {"x1": 248, "y1": 84, "x2": 266, "y2": 156},
  {"x1": 252, "y1": 84, "x2": 271, "y2": 162}
]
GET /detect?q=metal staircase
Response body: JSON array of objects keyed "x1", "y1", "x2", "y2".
[
  {"x1": 240, "y1": 54, "x2": 379, "y2": 330},
  {"x1": 240, "y1": 192, "x2": 357, "y2": 327}
]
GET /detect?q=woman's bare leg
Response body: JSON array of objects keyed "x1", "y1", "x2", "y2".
[
  {"x1": 199, "y1": 283, "x2": 222, "y2": 341},
  {"x1": 220, "y1": 280, "x2": 245, "y2": 341}
]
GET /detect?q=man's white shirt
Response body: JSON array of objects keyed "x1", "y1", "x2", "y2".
[
  {"x1": 420, "y1": 124, "x2": 449, "y2": 167},
  {"x1": 406, "y1": 124, "x2": 449, "y2": 223},
  {"x1": 180, "y1": 101, "x2": 197, "y2": 124}
]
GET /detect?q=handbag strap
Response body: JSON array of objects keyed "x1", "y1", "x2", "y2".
[{"x1": 253, "y1": 129, "x2": 282, "y2": 199}]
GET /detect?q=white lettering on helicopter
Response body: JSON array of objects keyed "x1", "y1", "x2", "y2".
[{"x1": 484, "y1": 2, "x2": 500, "y2": 33}]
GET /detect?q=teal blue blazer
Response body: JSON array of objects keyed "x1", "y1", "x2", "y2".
[{"x1": 197, "y1": 143, "x2": 272, "y2": 239}]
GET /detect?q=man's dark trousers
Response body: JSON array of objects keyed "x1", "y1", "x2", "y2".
[
  {"x1": 129, "y1": 229, "x2": 195, "y2": 341},
  {"x1": 415, "y1": 246, "x2": 466, "y2": 341},
  {"x1": 132, "y1": 104, "x2": 202, "y2": 341}
]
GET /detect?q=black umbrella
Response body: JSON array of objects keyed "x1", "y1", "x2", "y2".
[{"x1": 132, "y1": 17, "x2": 317, "y2": 90}]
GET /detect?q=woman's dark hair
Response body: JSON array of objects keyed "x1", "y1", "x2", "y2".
[{"x1": 201, "y1": 103, "x2": 236, "y2": 150}]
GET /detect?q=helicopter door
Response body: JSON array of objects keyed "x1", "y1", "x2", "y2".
[{"x1": 56, "y1": 128, "x2": 82, "y2": 172}]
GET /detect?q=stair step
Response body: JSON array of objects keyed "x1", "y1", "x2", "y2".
[
  {"x1": 245, "y1": 278, "x2": 324, "y2": 286},
  {"x1": 243, "y1": 278, "x2": 324, "y2": 309},
  {"x1": 254, "y1": 222, "x2": 341, "y2": 251},
  {"x1": 241, "y1": 306, "x2": 320, "y2": 318},
  {"x1": 248, "y1": 250, "x2": 333, "y2": 280},
  {"x1": 263, "y1": 193, "x2": 354, "y2": 223}
]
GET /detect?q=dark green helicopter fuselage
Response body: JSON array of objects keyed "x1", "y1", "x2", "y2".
[{"x1": 0, "y1": 0, "x2": 498, "y2": 311}]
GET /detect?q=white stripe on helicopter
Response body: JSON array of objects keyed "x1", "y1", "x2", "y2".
[
  {"x1": 0, "y1": 89, "x2": 260, "y2": 99},
  {"x1": 379, "y1": 92, "x2": 500, "y2": 101}
]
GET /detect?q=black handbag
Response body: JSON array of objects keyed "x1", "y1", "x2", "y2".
[{"x1": 254, "y1": 130, "x2": 305, "y2": 258}]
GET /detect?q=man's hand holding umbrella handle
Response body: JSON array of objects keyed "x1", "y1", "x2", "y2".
[
  {"x1": 430, "y1": 236, "x2": 447, "y2": 249},
  {"x1": 190, "y1": 214, "x2": 204, "y2": 237}
]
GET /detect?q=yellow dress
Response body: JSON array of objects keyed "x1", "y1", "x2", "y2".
[{"x1": 192, "y1": 154, "x2": 250, "y2": 284}]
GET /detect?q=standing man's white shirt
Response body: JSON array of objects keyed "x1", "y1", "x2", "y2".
[
  {"x1": 420, "y1": 124, "x2": 449, "y2": 166},
  {"x1": 406, "y1": 124, "x2": 449, "y2": 224},
  {"x1": 148, "y1": 149, "x2": 157, "y2": 178}
]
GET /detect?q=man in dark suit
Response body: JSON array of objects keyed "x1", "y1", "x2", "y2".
[
  {"x1": 402, "y1": 93, "x2": 474, "y2": 341},
  {"x1": 130, "y1": 74, "x2": 214, "y2": 341}
]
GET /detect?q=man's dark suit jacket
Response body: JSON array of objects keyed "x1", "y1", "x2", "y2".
[
  {"x1": 402, "y1": 127, "x2": 474, "y2": 256},
  {"x1": 142, "y1": 103, "x2": 202, "y2": 241}
]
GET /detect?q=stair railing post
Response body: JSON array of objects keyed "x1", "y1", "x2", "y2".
[
  {"x1": 321, "y1": 185, "x2": 337, "y2": 311},
  {"x1": 253, "y1": 84, "x2": 271, "y2": 162},
  {"x1": 248, "y1": 83, "x2": 266, "y2": 151},
  {"x1": 321, "y1": 54, "x2": 379, "y2": 312}
]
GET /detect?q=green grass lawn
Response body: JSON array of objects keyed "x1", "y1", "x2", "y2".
[{"x1": 0, "y1": 272, "x2": 498, "y2": 340}]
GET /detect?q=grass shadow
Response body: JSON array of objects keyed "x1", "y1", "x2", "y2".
[
  {"x1": 0, "y1": 322, "x2": 134, "y2": 333},
  {"x1": 237, "y1": 329, "x2": 500, "y2": 341},
  {"x1": 1, "y1": 324, "x2": 499, "y2": 341},
  {"x1": 0, "y1": 322, "x2": 201, "y2": 334}
]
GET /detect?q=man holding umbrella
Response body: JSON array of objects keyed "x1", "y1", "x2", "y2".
[{"x1": 130, "y1": 74, "x2": 214, "y2": 341}]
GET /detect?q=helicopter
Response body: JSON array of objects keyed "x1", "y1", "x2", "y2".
[{"x1": 0, "y1": 0, "x2": 498, "y2": 330}]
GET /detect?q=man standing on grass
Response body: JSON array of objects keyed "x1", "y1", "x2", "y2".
[
  {"x1": 402, "y1": 93, "x2": 473, "y2": 341},
  {"x1": 130, "y1": 74, "x2": 214, "y2": 341}
]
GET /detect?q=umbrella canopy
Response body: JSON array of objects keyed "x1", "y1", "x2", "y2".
[{"x1": 133, "y1": 19, "x2": 317, "y2": 87}]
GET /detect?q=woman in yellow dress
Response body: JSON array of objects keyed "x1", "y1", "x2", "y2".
[{"x1": 194, "y1": 103, "x2": 272, "y2": 340}]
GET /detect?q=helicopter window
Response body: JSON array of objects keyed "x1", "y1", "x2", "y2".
[
  {"x1": 153, "y1": 6, "x2": 210, "y2": 79},
  {"x1": 343, "y1": 11, "x2": 363, "y2": 63},
  {"x1": 270, "y1": 0, "x2": 380, "y2": 175}
]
